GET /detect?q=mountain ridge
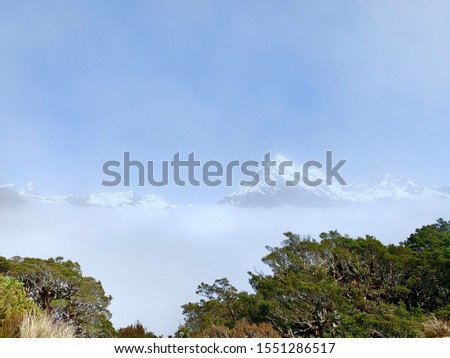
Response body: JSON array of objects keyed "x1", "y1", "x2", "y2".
[
  {"x1": 220, "y1": 155, "x2": 450, "y2": 207},
  {"x1": 1, "y1": 154, "x2": 449, "y2": 208},
  {"x1": 0, "y1": 183, "x2": 176, "y2": 209}
]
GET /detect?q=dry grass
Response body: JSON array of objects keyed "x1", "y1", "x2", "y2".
[
  {"x1": 191, "y1": 319, "x2": 282, "y2": 338},
  {"x1": 1, "y1": 311, "x2": 26, "y2": 338},
  {"x1": 423, "y1": 315, "x2": 450, "y2": 338},
  {"x1": 19, "y1": 313, "x2": 76, "y2": 338}
]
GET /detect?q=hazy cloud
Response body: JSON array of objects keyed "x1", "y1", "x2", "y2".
[{"x1": 0, "y1": 200, "x2": 447, "y2": 335}]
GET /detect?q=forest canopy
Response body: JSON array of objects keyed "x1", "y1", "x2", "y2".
[
  {"x1": 1, "y1": 219, "x2": 449, "y2": 338},
  {"x1": 177, "y1": 219, "x2": 450, "y2": 338}
]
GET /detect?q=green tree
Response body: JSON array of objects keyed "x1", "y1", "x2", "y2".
[
  {"x1": 180, "y1": 220, "x2": 450, "y2": 338},
  {"x1": 177, "y1": 278, "x2": 254, "y2": 337},
  {"x1": 249, "y1": 232, "x2": 423, "y2": 337},
  {"x1": 0, "y1": 256, "x2": 115, "y2": 337},
  {"x1": 401, "y1": 218, "x2": 450, "y2": 318},
  {"x1": 249, "y1": 233, "x2": 345, "y2": 337}
]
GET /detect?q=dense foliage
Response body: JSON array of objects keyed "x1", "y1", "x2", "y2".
[
  {"x1": 1, "y1": 218, "x2": 449, "y2": 337},
  {"x1": 0, "y1": 275, "x2": 40, "y2": 337},
  {"x1": 117, "y1": 321, "x2": 158, "y2": 338},
  {"x1": 179, "y1": 219, "x2": 450, "y2": 337},
  {"x1": 0, "y1": 256, "x2": 115, "y2": 337}
]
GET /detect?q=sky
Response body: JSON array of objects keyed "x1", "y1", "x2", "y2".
[{"x1": 1, "y1": 1, "x2": 450, "y2": 204}]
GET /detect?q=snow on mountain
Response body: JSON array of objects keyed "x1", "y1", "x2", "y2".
[
  {"x1": 221, "y1": 155, "x2": 450, "y2": 207},
  {"x1": 350, "y1": 174, "x2": 446, "y2": 203},
  {"x1": 2, "y1": 159, "x2": 449, "y2": 209},
  {"x1": 0, "y1": 183, "x2": 177, "y2": 209},
  {"x1": 220, "y1": 154, "x2": 341, "y2": 207}
]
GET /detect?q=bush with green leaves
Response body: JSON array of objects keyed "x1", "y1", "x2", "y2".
[
  {"x1": 179, "y1": 219, "x2": 450, "y2": 338},
  {"x1": 0, "y1": 256, "x2": 115, "y2": 337},
  {"x1": 0, "y1": 275, "x2": 39, "y2": 337}
]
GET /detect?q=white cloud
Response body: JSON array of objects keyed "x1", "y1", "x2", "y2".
[{"x1": 0, "y1": 200, "x2": 448, "y2": 335}]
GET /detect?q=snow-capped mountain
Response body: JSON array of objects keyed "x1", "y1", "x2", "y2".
[
  {"x1": 0, "y1": 183, "x2": 176, "y2": 209},
  {"x1": 350, "y1": 174, "x2": 446, "y2": 203},
  {"x1": 2, "y1": 155, "x2": 449, "y2": 209},
  {"x1": 220, "y1": 154, "x2": 346, "y2": 207},
  {"x1": 221, "y1": 155, "x2": 450, "y2": 207}
]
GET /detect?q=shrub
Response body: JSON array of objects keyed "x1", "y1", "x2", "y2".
[
  {"x1": 1, "y1": 257, "x2": 115, "y2": 337},
  {"x1": 0, "y1": 275, "x2": 39, "y2": 338},
  {"x1": 191, "y1": 319, "x2": 281, "y2": 338},
  {"x1": 117, "y1": 321, "x2": 157, "y2": 338}
]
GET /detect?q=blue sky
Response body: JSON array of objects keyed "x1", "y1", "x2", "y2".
[{"x1": 1, "y1": 1, "x2": 450, "y2": 203}]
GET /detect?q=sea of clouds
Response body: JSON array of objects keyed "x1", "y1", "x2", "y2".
[{"x1": 0, "y1": 199, "x2": 449, "y2": 335}]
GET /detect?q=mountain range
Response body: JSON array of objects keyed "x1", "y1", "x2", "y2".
[
  {"x1": 0, "y1": 183, "x2": 176, "y2": 209},
  {"x1": 221, "y1": 154, "x2": 450, "y2": 207},
  {"x1": 1, "y1": 154, "x2": 449, "y2": 208}
]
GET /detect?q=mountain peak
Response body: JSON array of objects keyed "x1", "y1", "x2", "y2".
[
  {"x1": 273, "y1": 153, "x2": 289, "y2": 163},
  {"x1": 222, "y1": 171, "x2": 450, "y2": 207},
  {"x1": 23, "y1": 182, "x2": 37, "y2": 193}
]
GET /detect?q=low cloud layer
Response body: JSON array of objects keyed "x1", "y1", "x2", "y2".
[{"x1": 0, "y1": 200, "x2": 448, "y2": 335}]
